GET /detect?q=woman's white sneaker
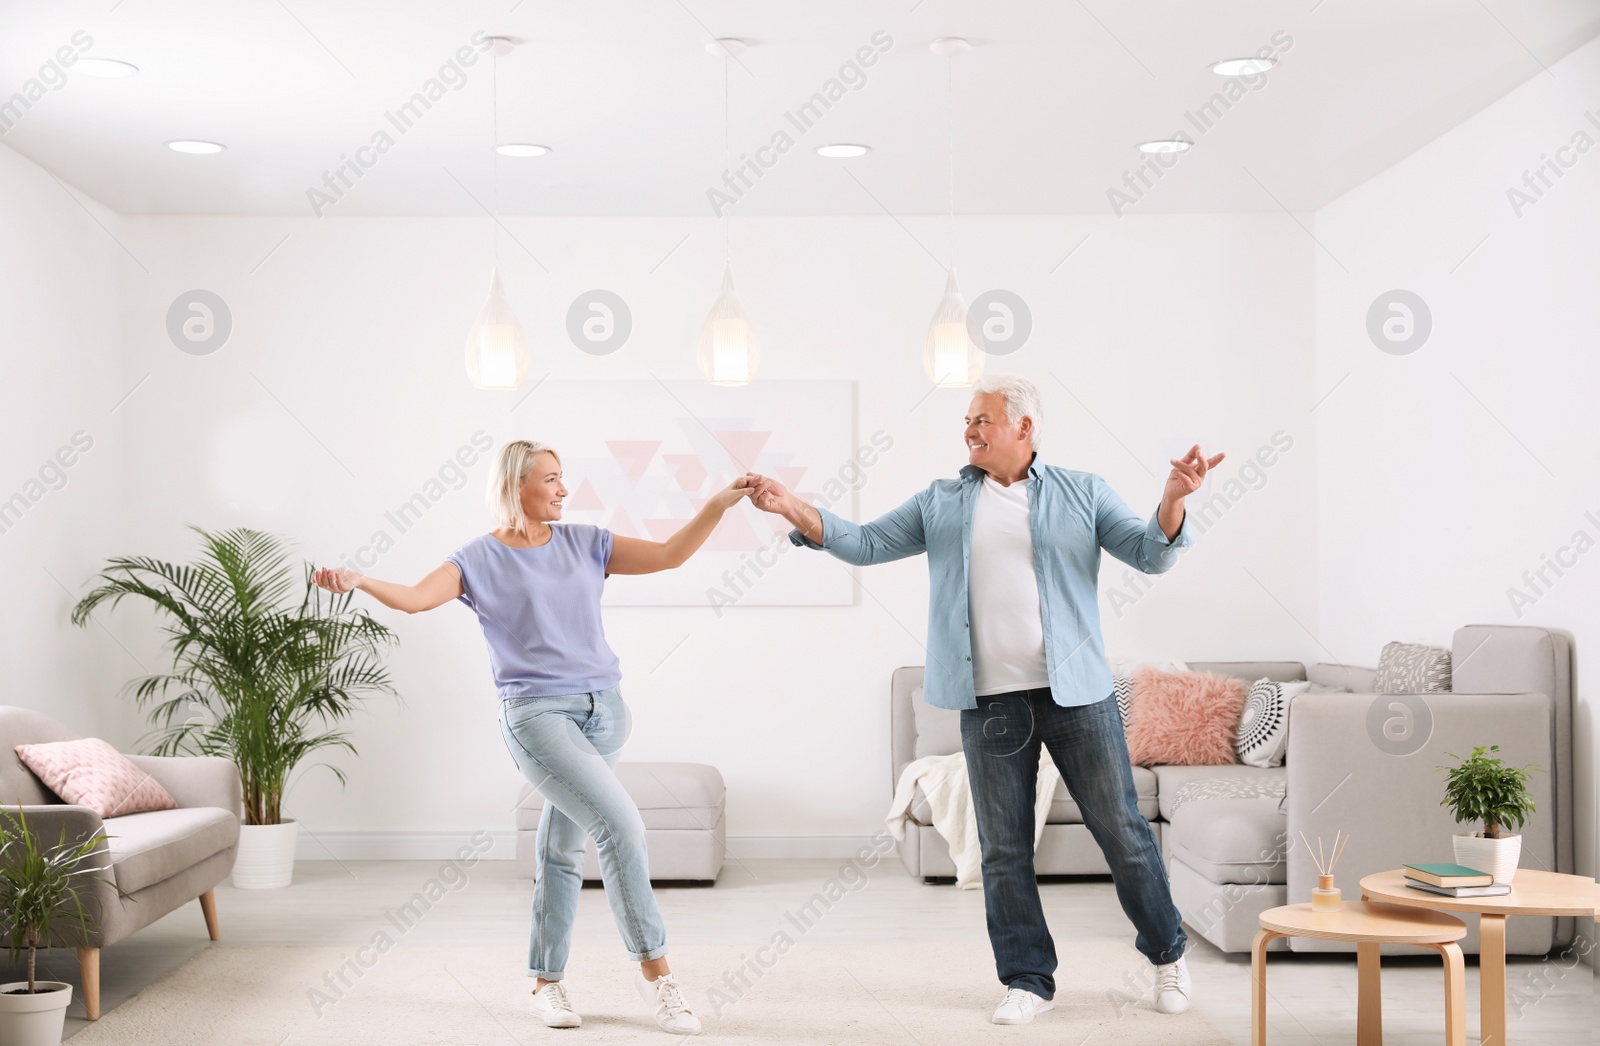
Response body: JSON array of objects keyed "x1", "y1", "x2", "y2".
[
  {"x1": 1153, "y1": 957, "x2": 1192, "y2": 1014},
  {"x1": 531, "y1": 980, "x2": 582, "y2": 1028},
  {"x1": 991, "y1": 986, "x2": 1054, "y2": 1025},
  {"x1": 635, "y1": 971, "x2": 702, "y2": 1035}
]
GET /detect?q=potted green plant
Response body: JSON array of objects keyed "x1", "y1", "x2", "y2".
[
  {"x1": 0, "y1": 811, "x2": 108, "y2": 1044},
  {"x1": 72, "y1": 527, "x2": 398, "y2": 889},
  {"x1": 1439, "y1": 744, "x2": 1542, "y2": 884}
]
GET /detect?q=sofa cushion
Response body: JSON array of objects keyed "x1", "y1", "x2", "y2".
[
  {"x1": 1168, "y1": 796, "x2": 1288, "y2": 884},
  {"x1": 1235, "y1": 680, "x2": 1311, "y2": 768},
  {"x1": 105, "y1": 807, "x2": 240, "y2": 894},
  {"x1": 1373, "y1": 642, "x2": 1452, "y2": 694},
  {"x1": 1126, "y1": 669, "x2": 1248, "y2": 766},
  {"x1": 16, "y1": 738, "x2": 177, "y2": 818},
  {"x1": 515, "y1": 762, "x2": 724, "y2": 832},
  {"x1": 912, "y1": 765, "x2": 1159, "y2": 824},
  {"x1": 1153, "y1": 764, "x2": 1285, "y2": 821}
]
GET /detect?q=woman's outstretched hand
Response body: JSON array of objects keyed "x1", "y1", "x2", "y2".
[
  {"x1": 708, "y1": 477, "x2": 756, "y2": 511},
  {"x1": 313, "y1": 566, "x2": 361, "y2": 594}
]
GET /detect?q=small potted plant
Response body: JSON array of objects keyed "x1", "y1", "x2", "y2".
[
  {"x1": 0, "y1": 811, "x2": 108, "y2": 1044},
  {"x1": 1439, "y1": 744, "x2": 1542, "y2": 884}
]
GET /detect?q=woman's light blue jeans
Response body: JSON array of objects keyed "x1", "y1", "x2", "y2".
[{"x1": 497, "y1": 687, "x2": 667, "y2": 979}]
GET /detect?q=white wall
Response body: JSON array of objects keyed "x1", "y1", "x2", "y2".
[
  {"x1": 1313, "y1": 33, "x2": 1599, "y2": 913},
  {"x1": 81, "y1": 210, "x2": 1316, "y2": 857},
  {"x1": 0, "y1": 144, "x2": 133, "y2": 739}
]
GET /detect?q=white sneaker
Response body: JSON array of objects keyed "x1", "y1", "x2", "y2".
[
  {"x1": 634, "y1": 971, "x2": 702, "y2": 1035},
  {"x1": 531, "y1": 980, "x2": 581, "y2": 1028},
  {"x1": 1153, "y1": 957, "x2": 1192, "y2": 1014},
  {"x1": 991, "y1": 986, "x2": 1054, "y2": 1025}
]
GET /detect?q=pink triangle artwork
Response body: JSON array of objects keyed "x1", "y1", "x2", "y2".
[{"x1": 606, "y1": 440, "x2": 662, "y2": 482}]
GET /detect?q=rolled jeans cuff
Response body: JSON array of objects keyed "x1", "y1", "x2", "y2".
[{"x1": 631, "y1": 945, "x2": 670, "y2": 963}]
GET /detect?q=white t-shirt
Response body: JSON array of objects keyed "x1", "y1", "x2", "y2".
[{"x1": 969, "y1": 473, "x2": 1049, "y2": 696}]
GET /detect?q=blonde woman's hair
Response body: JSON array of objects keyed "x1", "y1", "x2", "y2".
[{"x1": 489, "y1": 440, "x2": 561, "y2": 536}]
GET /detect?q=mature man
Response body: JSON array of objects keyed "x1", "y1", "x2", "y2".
[{"x1": 745, "y1": 374, "x2": 1222, "y2": 1025}]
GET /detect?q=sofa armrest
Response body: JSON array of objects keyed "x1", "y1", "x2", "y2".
[
  {"x1": 124, "y1": 754, "x2": 242, "y2": 816},
  {"x1": 1286, "y1": 689, "x2": 1559, "y2": 899},
  {"x1": 0, "y1": 803, "x2": 109, "y2": 855}
]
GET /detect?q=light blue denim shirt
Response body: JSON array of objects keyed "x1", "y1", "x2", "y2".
[{"x1": 790, "y1": 458, "x2": 1192, "y2": 710}]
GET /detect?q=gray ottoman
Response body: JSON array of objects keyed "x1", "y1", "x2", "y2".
[{"x1": 514, "y1": 761, "x2": 726, "y2": 884}]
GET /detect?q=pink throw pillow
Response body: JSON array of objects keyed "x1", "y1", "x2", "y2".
[
  {"x1": 15, "y1": 738, "x2": 177, "y2": 818},
  {"x1": 1125, "y1": 667, "x2": 1248, "y2": 766}
]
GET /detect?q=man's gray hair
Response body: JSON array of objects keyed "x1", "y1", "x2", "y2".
[{"x1": 973, "y1": 373, "x2": 1042, "y2": 449}]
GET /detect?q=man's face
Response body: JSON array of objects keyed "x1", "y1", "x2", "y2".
[{"x1": 964, "y1": 392, "x2": 1030, "y2": 473}]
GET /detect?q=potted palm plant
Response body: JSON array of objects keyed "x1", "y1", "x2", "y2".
[
  {"x1": 0, "y1": 811, "x2": 108, "y2": 1044},
  {"x1": 72, "y1": 527, "x2": 398, "y2": 889},
  {"x1": 1439, "y1": 744, "x2": 1542, "y2": 884}
]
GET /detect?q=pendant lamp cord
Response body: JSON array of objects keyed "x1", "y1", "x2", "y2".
[
  {"x1": 492, "y1": 51, "x2": 501, "y2": 269},
  {"x1": 723, "y1": 53, "x2": 731, "y2": 263},
  {"x1": 946, "y1": 56, "x2": 954, "y2": 271}
]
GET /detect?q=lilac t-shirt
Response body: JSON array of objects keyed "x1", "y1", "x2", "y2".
[{"x1": 446, "y1": 525, "x2": 622, "y2": 699}]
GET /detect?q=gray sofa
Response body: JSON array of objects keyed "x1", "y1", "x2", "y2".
[
  {"x1": 0, "y1": 707, "x2": 241, "y2": 1020},
  {"x1": 891, "y1": 624, "x2": 1575, "y2": 957}
]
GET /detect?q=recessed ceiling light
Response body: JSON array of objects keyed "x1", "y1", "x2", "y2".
[
  {"x1": 1211, "y1": 57, "x2": 1277, "y2": 76},
  {"x1": 929, "y1": 37, "x2": 971, "y2": 57},
  {"x1": 816, "y1": 144, "x2": 870, "y2": 158},
  {"x1": 706, "y1": 38, "x2": 748, "y2": 58},
  {"x1": 167, "y1": 140, "x2": 225, "y2": 154},
  {"x1": 75, "y1": 58, "x2": 140, "y2": 78},
  {"x1": 496, "y1": 143, "x2": 550, "y2": 157},
  {"x1": 1137, "y1": 139, "x2": 1191, "y2": 155}
]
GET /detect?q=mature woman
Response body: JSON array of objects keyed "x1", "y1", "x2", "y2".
[{"x1": 314, "y1": 439, "x2": 750, "y2": 1035}]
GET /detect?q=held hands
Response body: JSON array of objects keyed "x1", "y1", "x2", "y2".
[
  {"x1": 312, "y1": 566, "x2": 362, "y2": 594},
  {"x1": 707, "y1": 476, "x2": 759, "y2": 511},
  {"x1": 1163, "y1": 444, "x2": 1225, "y2": 505},
  {"x1": 736, "y1": 473, "x2": 793, "y2": 517}
]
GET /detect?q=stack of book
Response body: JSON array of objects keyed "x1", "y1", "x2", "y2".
[{"x1": 1403, "y1": 863, "x2": 1510, "y2": 897}]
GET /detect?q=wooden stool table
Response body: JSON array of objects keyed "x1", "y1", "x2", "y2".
[
  {"x1": 1361, "y1": 868, "x2": 1599, "y2": 1046},
  {"x1": 1253, "y1": 901, "x2": 1468, "y2": 1046}
]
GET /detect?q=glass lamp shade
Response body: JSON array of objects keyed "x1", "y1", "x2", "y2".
[
  {"x1": 696, "y1": 264, "x2": 761, "y2": 386},
  {"x1": 923, "y1": 268, "x2": 984, "y2": 388},
  {"x1": 463, "y1": 268, "x2": 530, "y2": 391}
]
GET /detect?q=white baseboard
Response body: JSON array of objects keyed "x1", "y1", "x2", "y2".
[
  {"x1": 293, "y1": 830, "x2": 882, "y2": 862},
  {"x1": 294, "y1": 829, "x2": 517, "y2": 862}
]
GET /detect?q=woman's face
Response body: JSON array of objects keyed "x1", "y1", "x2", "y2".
[{"x1": 518, "y1": 452, "x2": 568, "y2": 524}]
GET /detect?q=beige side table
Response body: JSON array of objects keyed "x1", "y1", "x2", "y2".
[
  {"x1": 1360, "y1": 868, "x2": 1598, "y2": 1046},
  {"x1": 1254, "y1": 901, "x2": 1468, "y2": 1046}
]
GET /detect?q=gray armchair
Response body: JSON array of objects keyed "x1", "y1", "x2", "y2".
[{"x1": 0, "y1": 707, "x2": 240, "y2": 1020}]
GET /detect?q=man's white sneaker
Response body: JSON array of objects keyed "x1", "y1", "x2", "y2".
[
  {"x1": 531, "y1": 980, "x2": 582, "y2": 1028},
  {"x1": 991, "y1": 986, "x2": 1054, "y2": 1025},
  {"x1": 1153, "y1": 957, "x2": 1192, "y2": 1015},
  {"x1": 635, "y1": 971, "x2": 702, "y2": 1035}
]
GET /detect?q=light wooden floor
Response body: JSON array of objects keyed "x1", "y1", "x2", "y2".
[{"x1": 10, "y1": 859, "x2": 1592, "y2": 1045}]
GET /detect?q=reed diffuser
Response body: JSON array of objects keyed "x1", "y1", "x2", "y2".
[{"x1": 1301, "y1": 830, "x2": 1350, "y2": 912}]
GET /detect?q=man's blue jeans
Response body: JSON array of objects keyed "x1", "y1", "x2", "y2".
[
  {"x1": 960, "y1": 688, "x2": 1186, "y2": 999},
  {"x1": 498, "y1": 688, "x2": 668, "y2": 979}
]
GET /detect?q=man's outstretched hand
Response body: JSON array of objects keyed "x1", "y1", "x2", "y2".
[
  {"x1": 1165, "y1": 445, "x2": 1225, "y2": 501},
  {"x1": 1158, "y1": 445, "x2": 1225, "y2": 540},
  {"x1": 738, "y1": 472, "x2": 792, "y2": 516}
]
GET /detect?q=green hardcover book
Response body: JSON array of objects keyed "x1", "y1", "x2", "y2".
[{"x1": 1403, "y1": 863, "x2": 1494, "y2": 887}]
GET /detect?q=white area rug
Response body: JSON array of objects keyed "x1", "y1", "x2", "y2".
[{"x1": 72, "y1": 938, "x2": 1230, "y2": 1045}]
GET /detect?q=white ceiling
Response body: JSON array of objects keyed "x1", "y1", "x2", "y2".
[{"x1": 1, "y1": 0, "x2": 1595, "y2": 216}]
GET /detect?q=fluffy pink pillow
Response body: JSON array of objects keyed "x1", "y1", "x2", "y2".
[
  {"x1": 1125, "y1": 668, "x2": 1248, "y2": 766},
  {"x1": 15, "y1": 738, "x2": 176, "y2": 818}
]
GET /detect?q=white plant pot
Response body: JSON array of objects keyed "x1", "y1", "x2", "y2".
[
  {"x1": 1452, "y1": 832, "x2": 1522, "y2": 884},
  {"x1": 232, "y1": 819, "x2": 299, "y2": 889},
  {"x1": 0, "y1": 981, "x2": 72, "y2": 1046}
]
